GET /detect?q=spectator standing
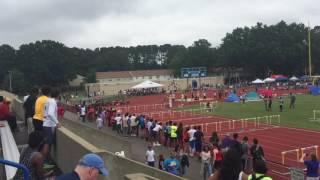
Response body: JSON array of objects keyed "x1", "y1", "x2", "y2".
[
  {"x1": 220, "y1": 134, "x2": 232, "y2": 152},
  {"x1": 23, "y1": 87, "x2": 38, "y2": 134},
  {"x1": 80, "y1": 103, "x2": 86, "y2": 122},
  {"x1": 33, "y1": 87, "x2": 50, "y2": 131},
  {"x1": 241, "y1": 136, "x2": 250, "y2": 171},
  {"x1": 145, "y1": 145, "x2": 156, "y2": 167},
  {"x1": 212, "y1": 143, "x2": 223, "y2": 171},
  {"x1": 163, "y1": 122, "x2": 170, "y2": 146},
  {"x1": 158, "y1": 154, "x2": 165, "y2": 170},
  {"x1": 250, "y1": 138, "x2": 265, "y2": 166},
  {"x1": 96, "y1": 112, "x2": 103, "y2": 130},
  {"x1": 170, "y1": 122, "x2": 178, "y2": 147},
  {"x1": 230, "y1": 133, "x2": 242, "y2": 155},
  {"x1": 183, "y1": 127, "x2": 190, "y2": 152},
  {"x1": 279, "y1": 96, "x2": 284, "y2": 112},
  {"x1": 300, "y1": 153, "x2": 319, "y2": 180},
  {"x1": 114, "y1": 114, "x2": 122, "y2": 134},
  {"x1": 209, "y1": 132, "x2": 219, "y2": 146},
  {"x1": 130, "y1": 114, "x2": 137, "y2": 136},
  {"x1": 152, "y1": 122, "x2": 162, "y2": 146},
  {"x1": 209, "y1": 149, "x2": 247, "y2": 180},
  {"x1": 122, "y1": 113, "x2": 129, "y2": 136},
  {"x1": 43, "y1": 90, "x2": 61, "y2": 150},
  {"x1": 0, "y1": 96, "x2": 17, "y2": 131},
  {"x1": 289, "y1": 92, "x2": 296, "y2": 109},
  {"x1": 200, "y1": 146, "x2": 212, "y2": 180},
  {"x1": 194, "y1": 126, "x2": 204, "y2": 157},
  {"x1": 177, "y1": 122, "x2": 184, "y2": 147},
  {"x1": 187, "y1": 126, "x2": 197, "y2": 157},
  {"x1": 268, "y1": 96, "x2": 272, "y2": 111},
  {"x1": 180, "y1": 153, "x2": 189, "y2": 176}
]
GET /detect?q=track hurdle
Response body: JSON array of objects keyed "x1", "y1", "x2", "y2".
[
  {"x1": 205, "y1": 122, "x2": 218, "y2": 132},
  {"x1": 281, "y1": 149, "x2": 300, "y2": 165},
  {"x1": 310, "y1": 110, "x2": 320, "y2": 122},
  {"x1": 185, "y1": 123, "x2": 204, "y2": 131},
  {"x1": 257, "y1": 116, "x2": 268, "y2": 127},
  {"x1": 269, "y1": 115, "x2": 281, "y2": 125},
  {"x1": 301, "y1": 145, "x2": 319, "y2": 158}
]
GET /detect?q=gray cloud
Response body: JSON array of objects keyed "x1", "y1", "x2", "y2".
[{"x1": 0, "y1": 0, "x2": 319, "y2": 49}]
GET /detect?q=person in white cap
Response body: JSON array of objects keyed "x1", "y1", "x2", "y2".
[{"x1": 57, "y1": 153, "x2": 108, "y2": 180}]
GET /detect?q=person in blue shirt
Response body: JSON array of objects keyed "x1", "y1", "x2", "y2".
[
  {"x1": 164, "y1": 151, "x2": 180, "y2": 176},
  {"x1": 300, "y1": 153, "x2": 319, "y2": 179},
  {"x1": 57, "y1": 153, "x2": 108, "y2": 180}
]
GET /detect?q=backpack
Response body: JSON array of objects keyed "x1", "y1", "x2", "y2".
[
  {"x1": 127, "y1": 117, "x2": 131, "y2": 125},
  {"x1": 150, "y1": 122, "x2": 156, "y2": 130},
  {"x1": 252, "y1": 146, "x2": 263, "y2": 160},
  {"x1": 165, "y1": 126, "x2": 171, "y2": 135}
]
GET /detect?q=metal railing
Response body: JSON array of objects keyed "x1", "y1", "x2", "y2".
[{"x1": 0, "y1": 159, "x2": 29, "y2": 180}]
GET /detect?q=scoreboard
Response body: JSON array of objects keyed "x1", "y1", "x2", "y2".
[{"x1": 181, "y1": 67, "x2": 207, "y2": 78}]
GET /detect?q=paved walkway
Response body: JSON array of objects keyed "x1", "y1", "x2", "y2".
[{"x1": 62, "y1": 111, "x2": 203, "y2": 180}]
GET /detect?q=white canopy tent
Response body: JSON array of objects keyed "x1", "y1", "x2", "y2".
[
  {"x1": 252, "y1": 79, "x2": 264, "y2": 84},
  {"x1": 289, "y1": 76, "x2": 299, "y2": 81},
  {"x1": 131, "y1": 80, "x2": 164, "y2": 89},
  {"x1": 263, "y1": 77, "x2": 276, "y2": 83}
]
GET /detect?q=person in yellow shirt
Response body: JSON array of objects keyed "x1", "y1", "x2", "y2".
[
  {"x1": 33, "y1": 87, "x2": 50, "y2": 131},
  {"x1": 170, "y1": 122, "x2": 178, "y2": 147}
]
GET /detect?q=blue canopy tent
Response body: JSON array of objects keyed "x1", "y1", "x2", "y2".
[
  {"x1": 300, "y1": 75, "x2": 310, "y2": 81},
  {"x1": 225, "y1": 93, "x2": 240, "y2": 102},
  {"x1": 245, "y1": 91, "x2": 261, "y2": 101},
  {"x1": 309, "y1": 86, "x2": 320, "y2": 95},
  {"x1": 275, "y1": 77, "x2": 288, "y2": 81}
]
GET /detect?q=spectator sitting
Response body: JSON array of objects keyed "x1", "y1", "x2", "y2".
[
  {"x1": 164, "y1": 151, "x2": 180, "y2": 176},
  {"x1": 13, "y1": 131, "x2": 53, "y2": 180},
  {"x1": 57, "y1": 153, "x2": 108, "y2": 180},
  {"x1": 0, "y1": 96, "x2": 17, "y2": 131}
]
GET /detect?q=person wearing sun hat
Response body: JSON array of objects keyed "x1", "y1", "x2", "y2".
[{"x1": 57, "y1": 153, "x2": 108, "y2": 180}]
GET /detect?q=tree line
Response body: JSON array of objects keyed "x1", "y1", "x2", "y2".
[{"x1": 0, "y1": 21, "x2": 319, "y2": 94}]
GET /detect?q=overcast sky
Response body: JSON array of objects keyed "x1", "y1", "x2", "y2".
[{"x1": 1, "y1": 0, "x2": 319, "y2": 49}]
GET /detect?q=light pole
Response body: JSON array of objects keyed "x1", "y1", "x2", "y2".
[{"x1": 308, "y1": 26, "x2": 312, "y2": 77}]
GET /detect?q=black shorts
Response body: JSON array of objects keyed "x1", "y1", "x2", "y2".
[
  {"x1": 152, "y1": 131, "x2": 157, "y2": 138},
  {"x1": 33, "y1": 119, "x2": 43, "y2": 131},
  {"x1": 43, "y1": 126, "x2": 56, "y2": 145}
]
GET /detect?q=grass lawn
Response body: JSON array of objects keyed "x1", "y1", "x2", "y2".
[{"x1": 181, "y1": 94, "x2": 320, "y2": 131}]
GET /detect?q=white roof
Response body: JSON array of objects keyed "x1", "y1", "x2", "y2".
[
  {"x1": 289, "y1": 76, "x2": 299, "y2": 81},
  {"x1": 252, "y1": 79, "x2": 264, "y2": 84},
  {"x1": 263, "y1": 77, "x2": 276, "y2": 83},
  {"x1": 131, "y1": 80, "x2": 164, "y2": 89}
]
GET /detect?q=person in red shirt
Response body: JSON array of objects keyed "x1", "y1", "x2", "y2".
[{"x1": 0, "y1": 96, "x2": 17, "y2": 131}]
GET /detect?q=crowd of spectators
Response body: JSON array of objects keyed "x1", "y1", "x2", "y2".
[
  {"x1": 72, "y1": 102, "x2": 282, "y2": 179},
  {"x1": 119, "y1": 88, "x2": 165, "y2": 96}
]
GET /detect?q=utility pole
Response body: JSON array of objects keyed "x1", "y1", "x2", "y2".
[{"x1": 8, "y1": 71, "x2": 13, "y2": 92}]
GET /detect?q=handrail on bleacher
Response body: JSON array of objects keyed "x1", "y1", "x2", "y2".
[
  {"x1": 0, "y1": 121, "x2": 20, "y2": 179},
  {"x1": 0, "y1": 159, "x2": 29, "y2": 180}
]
